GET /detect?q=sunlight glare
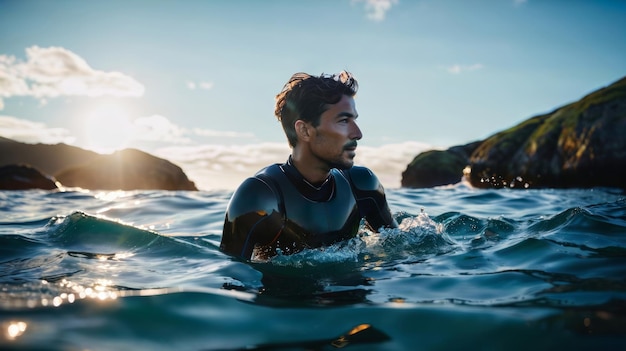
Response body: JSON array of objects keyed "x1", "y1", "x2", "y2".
[{"x1": 83, "y1": 104, "x2": 134, "y2": 153}]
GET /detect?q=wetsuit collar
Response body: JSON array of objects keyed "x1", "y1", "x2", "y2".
[{"x1": 281, "y1": 156, "x2": 335, "y2": 202}]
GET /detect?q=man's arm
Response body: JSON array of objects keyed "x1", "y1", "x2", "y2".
[
  {"x1": 220, "y1": 177, "x2": 284, "y2": 259},
  {"x1": 344, "y1": 166, "x2": 398, "y2": 231}
]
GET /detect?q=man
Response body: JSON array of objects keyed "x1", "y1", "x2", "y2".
[{"x1": 220, "y1": 71, "x2": 397, "y2": 260}]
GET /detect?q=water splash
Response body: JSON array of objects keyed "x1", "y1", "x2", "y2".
[{"x1": 266, "y1": 211, "x2": 457, "y2": 268}]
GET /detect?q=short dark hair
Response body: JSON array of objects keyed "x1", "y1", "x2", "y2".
[{"x1": 274, "y1": 71, "x2": 358, "y2": 147}]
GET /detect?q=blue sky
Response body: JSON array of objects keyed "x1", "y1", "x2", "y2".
[{"x1": 1, "y1": 0, "x2": 625, "y2": 189}]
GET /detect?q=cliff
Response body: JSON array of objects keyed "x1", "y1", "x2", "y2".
[{"x1": 402, "y1": 76, "x2": 626, "y2": 190}]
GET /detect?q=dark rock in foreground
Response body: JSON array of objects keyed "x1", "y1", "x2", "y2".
[
  {"x1": 402, "y1": 76, "x2": 626, "y2": 190},
  {"x1": 401, "y1": 141, "x2": 481, "y2": 188},
  {"x1": 55, "y1": 148, "x2": 198, "y2": 191},
  {"x1": 0, "y1": 164, "x2": 60, "y2": 190}
]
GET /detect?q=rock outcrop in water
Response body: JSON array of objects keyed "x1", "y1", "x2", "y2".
[
  {"x1": 401, "y1": 142, "x2": 481, "y2": 188},
  {"x1": 402, "y1": 76, "x2": 626, "y2": 189},
  {"x1": 0, "y1": 164, "x2": 60, "y2": 190},
  {"x1": 0, "y1": 137, "x2": 198, "y2": 191}
]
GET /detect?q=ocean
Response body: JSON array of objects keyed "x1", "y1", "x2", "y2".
[{"x1": 1, "y1": 185, "x2": 625, "y2": 350}]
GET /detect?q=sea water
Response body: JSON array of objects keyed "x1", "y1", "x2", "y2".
[{"x1": 1, "y1": 185, "x2": 625, "y2": 350}]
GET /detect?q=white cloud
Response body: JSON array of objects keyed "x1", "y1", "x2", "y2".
[
  {"x1": 0, "y1": 46, "x2": 144, "y2": 109},
  {"x1": 0, "y1": 56, "x2": 30, "y2": 97},
  {"x1": 446, "y1": 63, "x2": 484, "y2": 74},
  {"x1": 127, "y1": 115, "x2": 256, "y2": 148},
  {"x1": 132, "y1": 115, "x2": 192, "y2": 144},
  {"x1": 156, "y1": 140, "x2": 433, "y2": 191},
  {"x1": 198, "y1": 82, "x2": 214, "y2": 90},
  {"x1": 353, "y1": 0, "x2": 398, "y2": 22},
  {"x1": 186, "y1": 80, "x2": 214, "y2": 90},
  {"x1": 193, "y1": 127, "x2": 254, "y2": 139},
  {"x1": 514, "y1": 0, "x2": 527, "y2": 6},
  {"x1": 0, "y1": 115, "x2": 75, "y2": 144},
  {"x1": 1, "y1": 109, "x2": 257, "y2": 155},
  {"x1": 0, "y1": 112, "x2": 434, "y2": 191},
  {"x1": 154, "y1": 142, "x2": 291, "y2": 190}
]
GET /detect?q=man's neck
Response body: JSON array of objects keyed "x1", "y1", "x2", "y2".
[
  {"x1": 283, "y1": 156, "x2": 334, "y2": 202},
  {"x1": 290, "y1": 150, "x2": 331, "y2": 185}
]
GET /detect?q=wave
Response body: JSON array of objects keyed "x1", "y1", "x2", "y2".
[
  {"x1": 2, "y1": 195, "x2": 626, "y2": 309},
  {"x1": 1, "y1": 189, "x2": 626, "y2": 350},
  {"x1": 0, "y1": 211, "x2": 223, "y2": 309}
]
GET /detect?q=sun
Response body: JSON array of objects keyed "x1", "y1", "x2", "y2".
[{"x1": 83, "y1": 104, "x2": 135, "y2": 153}]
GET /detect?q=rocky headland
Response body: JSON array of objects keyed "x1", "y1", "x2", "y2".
[
  {"x1": 0, "y1": 164, "x2": 60, "y2": 190},
  {"x1": 0, "y1": 137, "x2": 197, "y2": 191},
  {"x1": 402, "y1": 76, "x2": 626, "y2": 190}
]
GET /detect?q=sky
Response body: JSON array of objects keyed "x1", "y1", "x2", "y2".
[{"x1": 1, "y1": 0, "x2": 625, "y2": 190}]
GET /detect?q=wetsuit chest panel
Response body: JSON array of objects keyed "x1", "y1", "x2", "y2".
[
  {"x1": 263, "y1": 166, "x2": 360, "y2": 248},
  {"x1": 283, "y1": 172, "x2": 356, "y2": 233}
]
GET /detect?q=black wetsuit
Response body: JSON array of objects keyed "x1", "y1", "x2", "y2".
[{"x1": 220, "y1": 158, "x2": 397, "y2": 260}]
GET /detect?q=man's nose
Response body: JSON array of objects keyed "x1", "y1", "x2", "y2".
[{"x1": 351, "y1": 121, "x2": 362, "y2": 140}]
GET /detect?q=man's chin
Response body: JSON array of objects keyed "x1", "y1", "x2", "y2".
[{"x1": 331, "y1": 159, "x2": 354, "y2": 170}]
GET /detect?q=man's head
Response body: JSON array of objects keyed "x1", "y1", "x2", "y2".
[{"x1": 275, "y1": 71, "x2": 358, "y2": 147}]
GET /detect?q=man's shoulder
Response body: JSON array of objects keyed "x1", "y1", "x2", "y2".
[
  {"x1": 254, "y1": 163, "x2": 282, "y2": 178},
  {"x1": 228, "y1": 171, "x2": 281, "y2": 218},
  {"x1": 342, "y1": 166, "x2": 381, "y2": 191}
]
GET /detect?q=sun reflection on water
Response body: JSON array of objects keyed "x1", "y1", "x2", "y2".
[
  {"x1": 5, "y1": 321, "x2": 27, "y2": 340},
  {"x1": 39, "y1": 278, "x2": 119, "y2": 308}
]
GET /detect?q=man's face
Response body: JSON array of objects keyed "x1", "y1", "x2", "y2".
[{"x1": 309, "y1": 94, "x2": 363, "y2": 170}]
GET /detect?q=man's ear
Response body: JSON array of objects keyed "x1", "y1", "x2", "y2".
[{"x1": 295, "y1": 120, "x2": 311, "y2": 141}]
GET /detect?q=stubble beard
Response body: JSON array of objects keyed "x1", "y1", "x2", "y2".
[
  {"x1": 326, "y1": 141, "x2": 358, "y2": 170},
  {"x1": 329, "y1": 157, "x2": 354, "y2": 170}
]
